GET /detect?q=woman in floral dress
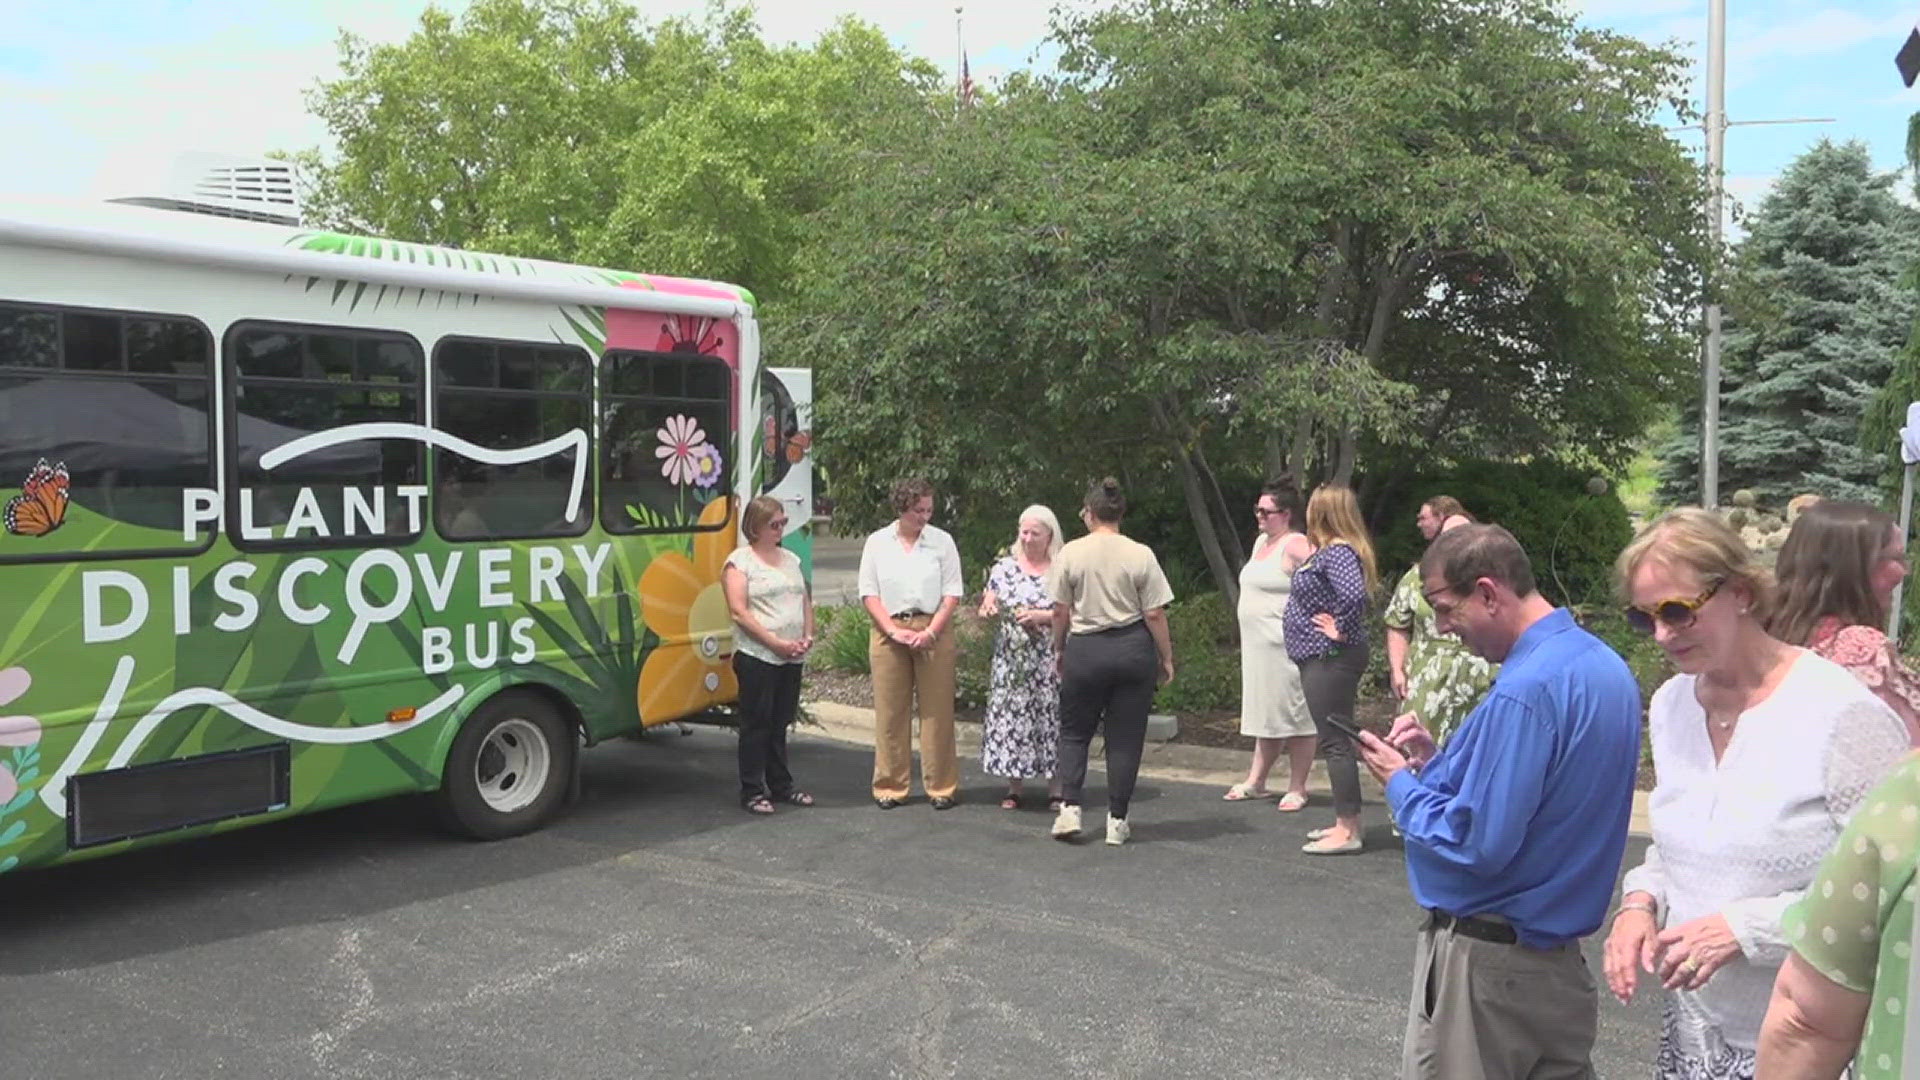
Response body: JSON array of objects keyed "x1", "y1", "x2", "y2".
[
  {"x1": 978, "y1": 506, "x2": 1065, "y2": 809},
  {"x1": 1768, "y1": 499, "x2": 1920, "y2": 745}
]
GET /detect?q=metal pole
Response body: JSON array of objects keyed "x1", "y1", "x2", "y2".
[
  {"x1": 1700, "y1": 0, "x2": 1726, "y2": 509},
  {"x1": 955, "y1": 6, "x2": 964, "y2": 104},
  {"x1": 1893, "y1": 463, "x2": 1915, "y2": 642}
]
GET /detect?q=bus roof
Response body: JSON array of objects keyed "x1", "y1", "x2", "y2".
[{"x1": 0, "y1": 195, "x2": 756, "y2": 319}]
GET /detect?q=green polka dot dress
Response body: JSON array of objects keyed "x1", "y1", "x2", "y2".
[{"x1": 1785, "y1": 751, "x2": 1920, "y2": 1079}]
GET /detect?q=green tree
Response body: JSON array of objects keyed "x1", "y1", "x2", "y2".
[
  {"x1": 1863, "y1": 117, "x2": 1920, "y2": 501},
  {"x1": 1660, "y1": 139, "x2": 1920, "y2": 505},
  {"x1": 787, "y1": 0, "x2": 1708, "y2": 602},
  {"x1": 291, "y1": 0, "x2": 939, "y2": 299}
]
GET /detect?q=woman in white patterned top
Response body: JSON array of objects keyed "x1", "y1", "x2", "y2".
[
  {"x1": 722, "y1": 495, "x2": 815, "y2": 815},
  {"x1": 1602, "y1": 509, "x2": 1909, "y2": 1079}
]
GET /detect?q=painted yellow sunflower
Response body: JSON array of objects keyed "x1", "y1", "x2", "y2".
[{"x1": 636, "y1": 495, "x2": 739, "y2": 723}]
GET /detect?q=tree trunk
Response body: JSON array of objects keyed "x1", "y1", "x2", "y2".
[
  {"x1": 1175, "y1": 448, "x2": 1240, "y2": 608},
  {"x1": 1264, "y1": 428, "x2": 1286, "y2": 483},
  {"x1": 1194, "y1": 440, "x2": 1247, "y2": 569},
  {"x1": 1332, "y1": 425, "x2": 1358, "y2": 487},
  {"x1": 1288, "y1": 412, "x2": 1316, "y2": 491},
  {"x1": 1150, "y1": 400, "x2": 1239, "y2": 607}
]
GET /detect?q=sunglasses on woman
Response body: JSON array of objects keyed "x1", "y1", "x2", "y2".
[{"x1": 1623, "y1": 579, "x2": 1723, "y2": 635}]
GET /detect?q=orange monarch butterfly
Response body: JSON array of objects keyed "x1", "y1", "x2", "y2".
[
  {"x1": 4, "y1": 458, "x2": 70, "y2": 537},
  {"x1": 762, "y1": 417, "x2": 811, "y2": 464}
]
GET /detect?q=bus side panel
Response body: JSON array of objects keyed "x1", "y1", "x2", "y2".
[{"x1": 0, "y1": 242, "x2": 756, "y2": 872}]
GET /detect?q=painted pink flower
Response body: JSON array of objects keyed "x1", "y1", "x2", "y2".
[
  {"x1": 0, "y1": 666, "x2": 37, "y2": 748},
  {"x1": 0, "y1": 666, "x2": 33, "y2": 806},
  {"x1": 655, "y1": 415, "x2": 709, "y2": 486}
]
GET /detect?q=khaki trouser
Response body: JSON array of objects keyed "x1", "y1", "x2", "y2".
[
  {"x1": 869, "y1": 614, "x2": 959, "y2": 800},
  {"x1": 1402, "y1": 916, "x2": 1598, "y2": 1080}
]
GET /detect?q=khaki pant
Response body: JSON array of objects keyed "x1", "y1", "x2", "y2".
[
  {"x1": 869, "y1": 615, "x2": 959, "y2": 800},
  {"x1": 1402, "y1": 917, "x2": 1597, "y2": 1080}
]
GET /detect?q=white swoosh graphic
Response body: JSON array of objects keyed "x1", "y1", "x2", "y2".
[
  {"x1": 258, "y1": 423, "x2": 589, "y2": 523},
  {"x1": 38, "y1": 655, "x2": 465, "y2": 818}
]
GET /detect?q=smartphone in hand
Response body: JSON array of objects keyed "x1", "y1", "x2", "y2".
[{"x1": 1323, "y1": 715, "x2": 1369, "y2": 743}]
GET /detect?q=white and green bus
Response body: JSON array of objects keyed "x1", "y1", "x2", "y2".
[{"x1": 0, "y1": 177, "x2": 812, "y2": 873}]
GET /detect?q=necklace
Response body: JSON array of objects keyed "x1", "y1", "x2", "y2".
[{"x1": 1710, "y1": 713, "x2": 1736, "y2": 732}]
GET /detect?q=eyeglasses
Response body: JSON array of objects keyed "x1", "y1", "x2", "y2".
[{"x1": 1623, "y1": 579, "x2": 1723, "y2": 635}]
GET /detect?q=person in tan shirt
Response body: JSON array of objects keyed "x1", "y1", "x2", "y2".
[{"x1": 1046, "y1": 477, "x2": 1175, "y2": 846}]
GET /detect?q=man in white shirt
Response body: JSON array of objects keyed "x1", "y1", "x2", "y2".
[{"x1": 858, "y1": 477, "x2": 965, "y2": 809}]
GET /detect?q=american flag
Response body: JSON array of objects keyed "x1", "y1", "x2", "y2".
[
  {"x1": 960, "y1": 50, "x2": 975, "y2": 104},
  {"x1": 1900, "y1": 20, "x2": 1920, "y2": 86}
]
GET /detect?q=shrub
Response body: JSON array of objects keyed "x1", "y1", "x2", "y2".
[
  {"x1": 815, "y1": 605, "x2": 872, "y2": 674},
  {"x1": 1152, "y1": 592, "x2": 1242, "y2": 716},
  {"x1": 954, "y1": 614, "x2": 997, "y2": 713},
  {"x1": 1369, "y1": 459, "x2": 1633, "y2": 609}
]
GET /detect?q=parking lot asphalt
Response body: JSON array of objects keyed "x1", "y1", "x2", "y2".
[{"x1": 0, "y1": 724, "x2": 1662, "y2": 1080}]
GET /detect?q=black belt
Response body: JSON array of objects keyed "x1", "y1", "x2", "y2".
[
  {"x1": 891, "y1": 610, "x2": 929, "y2": 620},
  {"x1": 1427, "y1": 909, "x2": 1518, "y2": 946}
]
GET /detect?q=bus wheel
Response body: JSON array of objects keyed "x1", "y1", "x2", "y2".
[{"x1": 436, "y1": 691, "x2": 575, "y2": 840}]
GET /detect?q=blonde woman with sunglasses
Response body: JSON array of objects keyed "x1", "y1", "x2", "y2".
[{"x1": 1602, "y1": 508, "x2": 1909, "y2": 1079}]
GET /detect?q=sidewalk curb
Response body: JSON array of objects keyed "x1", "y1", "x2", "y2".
[{"x1": 798, "y1": 700, "x2": 1652, "y2": 837}]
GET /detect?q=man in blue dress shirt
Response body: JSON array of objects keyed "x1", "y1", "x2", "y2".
[{"x1": 1355, "y1": 524, "x2": 1641, "y2": 1080}]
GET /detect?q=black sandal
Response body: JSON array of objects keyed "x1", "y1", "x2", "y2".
[
  {"x1": 777, "y1": 790, "x2": 814, "y2": 807},
  {"x1": 743, "y1": 795, "x2": 775, "y2": 815}
]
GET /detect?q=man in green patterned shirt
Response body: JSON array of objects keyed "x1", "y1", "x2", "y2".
[{"x1": 1383, "y1": 497, "x2": 1497, "y2": 746}]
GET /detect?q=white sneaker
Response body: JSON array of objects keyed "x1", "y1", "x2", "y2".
[
  {"x1": 1050, "y1": 804, "x2": 1082, "y2": 840},
  {"x1": 1105, "y1": 815, "x2": 1130, "y2": 846}
]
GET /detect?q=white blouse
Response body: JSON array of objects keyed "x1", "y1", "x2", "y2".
[
  {"x1": 725, "y1": 547, "x2": 808, "y2": 666},
  {"x1": 1622, "y1": 650, "x2": 1909, "y2": 1049}
]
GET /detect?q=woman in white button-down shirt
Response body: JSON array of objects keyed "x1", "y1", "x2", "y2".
[
  {"x1": 1603, "y1": 508, "x2": 1909, "y2": 1079},
  {"x1": 857, "y1": 477, "x2": 964, "y2": 810}
]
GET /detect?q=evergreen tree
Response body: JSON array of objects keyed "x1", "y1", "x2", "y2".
[
  {"x1": 1862, "y1": 117, "x2": 1920, "y2": 501},
  {"x1": 1659, "y1": 139, "x2": 1920, "y2": 505}
]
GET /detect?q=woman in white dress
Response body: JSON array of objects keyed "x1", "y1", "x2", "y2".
[
  {"x1": 1601, "y1": 508, "x2": 1909, "y2": 1079},
  {"x1": 1223, "y1": 483, "x2": 1318, "y2": 811}
]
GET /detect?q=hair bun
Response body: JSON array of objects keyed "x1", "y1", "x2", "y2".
[{"x1": 1100, "y1": 477, "x2": 1120, "y2": 493}]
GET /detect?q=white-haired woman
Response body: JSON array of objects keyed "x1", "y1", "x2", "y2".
[{"x1": 978, "y1": 505, "x2": 1065, "y2": 810}]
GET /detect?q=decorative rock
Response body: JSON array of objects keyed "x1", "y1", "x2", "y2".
[{"x1": 1732, "y1": 489, "x2": 1758, "y2": 509}]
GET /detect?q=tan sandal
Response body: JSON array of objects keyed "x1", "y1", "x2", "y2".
[
  {"x1": 1222, "y1": 782, "x2": 1271, "y2": 802},
  {"x1": 1276, "y1": 792, "x2": 1308, "y2": 813}
]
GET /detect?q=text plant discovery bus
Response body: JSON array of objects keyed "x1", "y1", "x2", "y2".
[{"x1": 0, "y1": 185, "x2": 813, "y2": 873}]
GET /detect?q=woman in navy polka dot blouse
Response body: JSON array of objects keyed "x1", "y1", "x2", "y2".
[{"x1": 1283, "y1": 485, "x2": 1379, "y2": 855}]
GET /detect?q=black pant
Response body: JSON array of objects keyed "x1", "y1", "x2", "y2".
[
  {"x1": 734, "y1": 652, "x2": 802, "y2": 802},
  {"x1": 1299, "y1": 645, "x2": 1369, "y2": 818},
  {"x1": 1056, "y1": 622, "x2": 1157, "y2": 819}
]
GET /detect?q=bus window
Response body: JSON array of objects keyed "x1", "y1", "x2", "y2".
[
  {"x1": 0, "y1": 301, "x2": 215, "y2": 560},
  {"x1": 432, "y1": 338, "x2": 592, "y2": 540},
  {"x1": 600, "y1": 350, "x2": 730, "y2": 534},
  {"x1": 225, "y1": 322, "x2": 424, "y2": 547}
]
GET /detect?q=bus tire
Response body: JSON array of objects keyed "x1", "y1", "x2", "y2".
[{"x1": 435, "y1": 690, "x2": 575, "y2": 840}]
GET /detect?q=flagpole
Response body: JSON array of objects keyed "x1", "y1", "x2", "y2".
[
  {"x1": 956, "y1": 6, "x2": 965, "y2": 104},
  {"x1": 1701, "y1": 0, "x2": 1725, "y2": 509}
]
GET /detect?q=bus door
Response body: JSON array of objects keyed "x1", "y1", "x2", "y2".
[{"x1": 757, "y1": 367, "x2": 813, "y2": 579}]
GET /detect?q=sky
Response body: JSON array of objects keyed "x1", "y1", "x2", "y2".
[{"x1": 3, "y1": 0, "x2": 1919, "y2": 225}]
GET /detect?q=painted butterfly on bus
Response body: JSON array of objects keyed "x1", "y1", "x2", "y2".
[
  {"x1": 762, "y1": 416, "x2": 811, "y2": 464},
  {"x1": 4, "y1": 459, "x2": 70, "y2": 537}
]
